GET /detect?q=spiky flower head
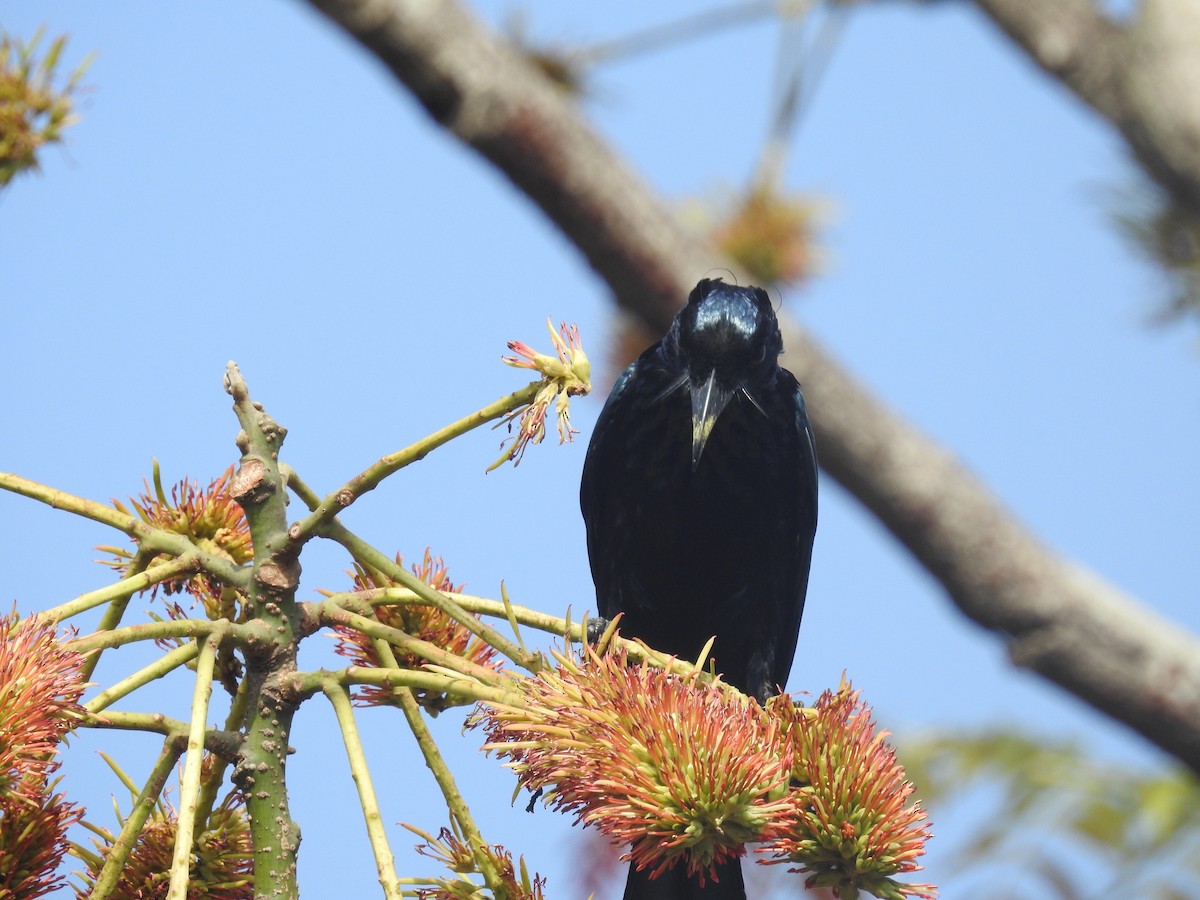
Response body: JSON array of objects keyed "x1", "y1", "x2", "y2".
[
  {"x1": 0, "y1": 774, "x2": 83, "y2": 900},
  {"x1": 75, "y1": 789, "x2": 252, "y2": 900},
  {"x1": 332, "y1": 550, "x2": 500, "y2": 710},
  {"x1": 476, "y1": 644, "x2": 794, "y2": 885},
  {"x1": 0, "y1": 29, "x2": 90, "y2": 187},
  {"x1": 0, "y1": 610, "x2": 85, "y2": 797},
  {"x1": 761, "y1": 683, "x2": 937, "y2": 899},
  {"x1": 489, "y1": 319, "x2": 591, "y2": 471},
  {"x1": 406, "y1": 822, "x2": 547, "y2": 899},
  {"x1": 711, "y1": 187, "x2": 818, "y2": 286},
  {"x1": 0, "y1": 612, "x2": 85, "y2": 899},
  {"x1": 101, "y1": 462, "x2": 252, "y2": 621}
]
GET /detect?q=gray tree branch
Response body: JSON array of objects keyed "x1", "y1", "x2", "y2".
[
  {"x1": 302, "y1": 0, "x2": 1200, "y2": 773},
  {"x1": 973, "y1": 0, "x2": 1200, "y2": 211}
]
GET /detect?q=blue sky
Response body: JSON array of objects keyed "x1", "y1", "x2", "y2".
[{"x1": 3, "y1": 2, "x2": 1198, "y2": 897}]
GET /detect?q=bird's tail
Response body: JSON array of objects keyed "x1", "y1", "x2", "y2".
[{"x1": 622, "y1": 858, "x2": 745, "y2": 899}]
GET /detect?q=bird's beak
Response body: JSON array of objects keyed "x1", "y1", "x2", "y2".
[{"x1": 690, "y1": 369, "x2": 735, "y2": 471}]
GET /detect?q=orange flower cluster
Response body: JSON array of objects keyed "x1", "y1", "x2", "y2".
[
  {"x1": 76, "y1": 790, "x2": 253, "y2": 900},
  {"x1": 0, "y1": 612, "x2": 85, "y2": 795},
  {"x1": 0, "y1": 779, "x2": 82, "y2": 900},
  {"x1": 103, "y1": 464, "x2": 253, "y2": 621},
  {"x1": 478, "y1": 645, "x2": 794, "y2": 885},
  {"x1": 476, "y1": 646, "x2": 937, "y2": 898},
  {"x1": 408, "y1": 823, "x2": 547, "y2": 899},
  {"x1": 332, "y1": 550, "x2": 500, "y2": 710},
  {"x1": 763, "y1": 686, "x2": 937, "y2": 899}
]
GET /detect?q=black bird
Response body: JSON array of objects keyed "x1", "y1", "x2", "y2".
[{"x1": 580, "y1": 278, "x2": 818, "y2": 899}]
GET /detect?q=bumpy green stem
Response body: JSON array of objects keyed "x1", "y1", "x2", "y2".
[{"x1": 224, "y1": 363, "x2": 302, "y2": 900}]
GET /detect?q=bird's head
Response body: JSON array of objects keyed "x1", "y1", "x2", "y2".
[{"x1": 665, "y1": 278, "x2": 783, "y2": 470}]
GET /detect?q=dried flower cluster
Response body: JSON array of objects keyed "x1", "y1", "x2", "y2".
[
  {"x1": 0, "y1": 611, "x2": 86, "y2": 899},
  {"x1": 711, "y1": 187, "x2": 818, "y2": 286},
  {"x1": 102, "y1": 463, "x2": 253, "y2": 620},
  {"x1": 76, "y1": 790, "x2": 253, "y2": 900},
  {"x1": 476, "y1": 646, "x2": 936, "y2": 898},
  {"x1": 489, "y1": 319, "x2": 591, "y2": 471},
  {"x1": 407, "y1": 823, "x2": 547, "y2": 899},
  {"x1": 333, "y1": 550, "x2": 500, "y2": 709},
  {"x1": 0, "y1": 29, "x2": 89, "y2": 187}
]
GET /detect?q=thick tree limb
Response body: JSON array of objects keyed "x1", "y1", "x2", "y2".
[
  {"x1": 302, "y1": 0, "x2": 1200, "y2": 773},
  {"x1": 973, "y1": 0, "x2": 1200, "y2": 211}
]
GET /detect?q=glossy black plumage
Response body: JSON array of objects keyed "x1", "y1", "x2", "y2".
[{"x1": 580, "y1": 278, "x2": 818, "y2": 899}]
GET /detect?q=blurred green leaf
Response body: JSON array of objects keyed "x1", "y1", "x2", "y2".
[
  {"x1": 0, "y1": 28, "x2": 90, "y2": 187},
  {"x1": 900, "y1": 729, "x2": 1200, "y2": 899}
]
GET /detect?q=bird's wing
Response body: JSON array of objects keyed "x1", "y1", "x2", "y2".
[
  {"x1": 793, "y1": 378, "x2": 819, "y2": 508},
  {"x1": 579, "y1": 360, "x2": 642, "y2": 620},
  {"x1": 765, "y1": 374, "x2": 819, "y2": 692}
]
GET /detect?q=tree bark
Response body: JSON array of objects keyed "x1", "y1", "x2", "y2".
[
  {"x1": 302, "y1": 0, "x2": 1200, "y2": 774},
  {"x1": 973, "y1": 0, "x2": 1200, "y2": 211}
]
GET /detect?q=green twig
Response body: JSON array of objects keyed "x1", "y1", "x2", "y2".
[
  {"x1": 84, "y1": 640, "x2": 202, "y2": 713},
  {"x1": 85, "y1": 708, "x2": 192, "y2": 735},
  {"x1": 372, "y1": 640, "x2": 506, "y2": 894},
  {"x1": 320, "y1": 605, "x2": 515, "y2": 687},
  {"x1": 97, "y1": 750, "x2": 144, "y2": 799},
  {"x1": 167, "y1": 634, "x2": 219, "y2": 900},
  {"x1": 74, "y1": 554, "x2": 158, "y2": 681},
  {"x1": 79, "y1": 576, "x2": 140, "y2": 682},
  {"x1": 84, "y1": 709, "x2": 241, "y2": 759},
  {"x1": 295, "y1": 667, "x2": 521, "y2": 708},
  {"x1": 42, "y1": 554, "x2": 198, "y2": 622},
  {"x1": 195, "y1": 671, "x2": 252, "y2": 828},
  {"x1": 286, "y1": 381, "x2": 543, "y2": 547},
  {"x1": 0, "y1": 473, "x2": 248, "y2": 586},
  {"x1": 69, "y1": 617, "x2": 237, "y2": 655},
  {"x1": 87, "y1": 737, "x2": 186, "y2": 900},
  {"x1": 322, "y1": 680, "x2": 404, "y2": 900},
  {"x1": 315, "y1": 587, "x2": 690, "y2": 673},
  {"x1": 0, "y1": 472, "x2": 146, "y2": 532},
  {"x1": 286, "y1": 469, "x2": 541, "y2": 673},
  {"x1": 312, "y1": 586, "x2": 582, "y2": 638}
]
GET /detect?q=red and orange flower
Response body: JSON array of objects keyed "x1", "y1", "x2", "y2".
[
  {"x1": 475, "y1": 643, "x2": 937, "y2": 898},
  {"x1": 332, "y1": 550, "x2": 501, "y2": 710},
  {"x1": 102, "y1": 463, "x2": 252, "y2": 621}
]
